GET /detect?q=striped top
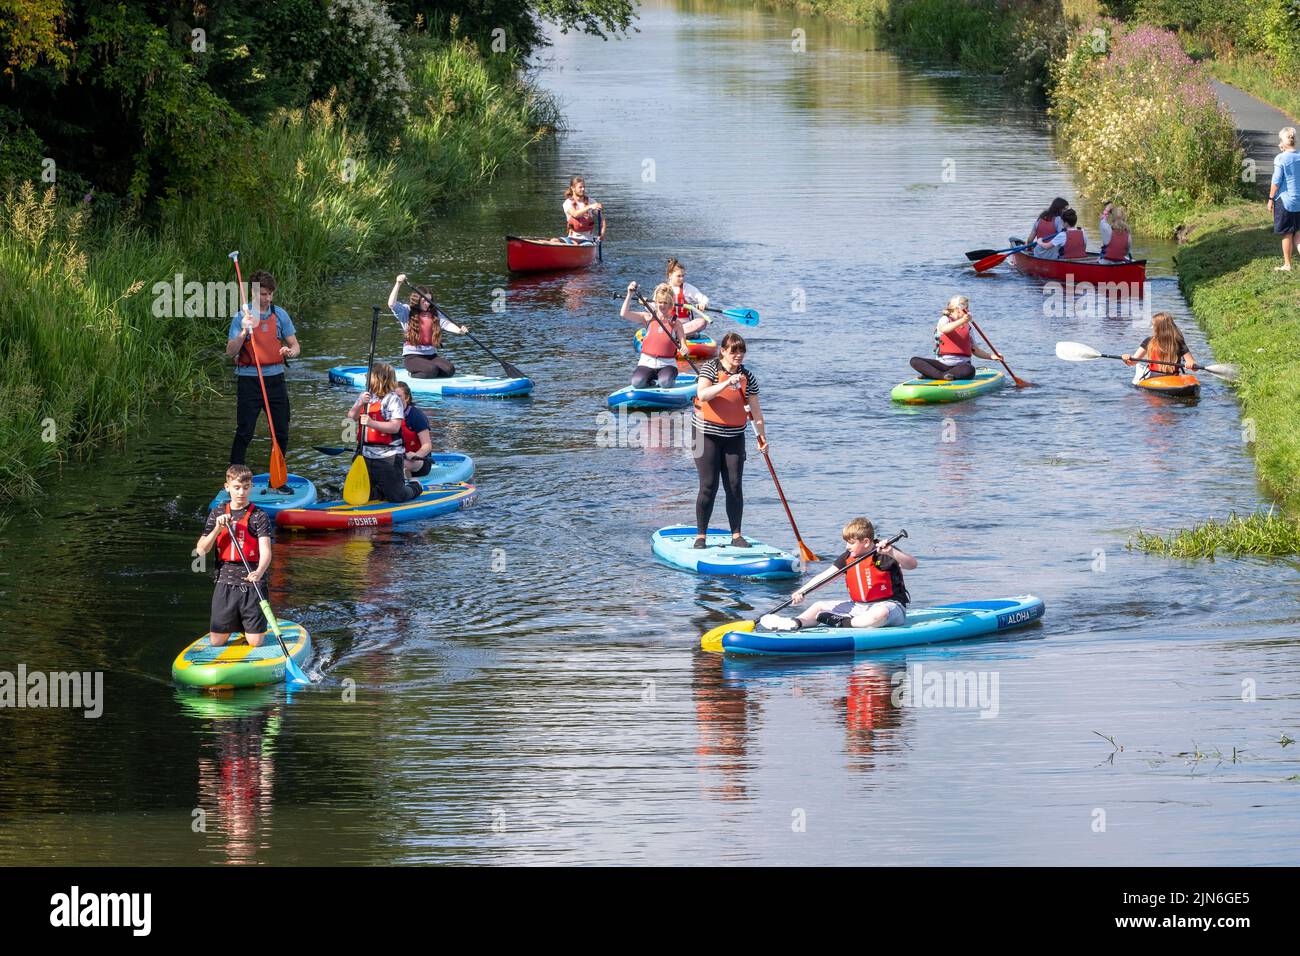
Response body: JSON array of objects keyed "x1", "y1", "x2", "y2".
[{"x1": 691, "y1": 360, "x2": 759, "y2": 438}]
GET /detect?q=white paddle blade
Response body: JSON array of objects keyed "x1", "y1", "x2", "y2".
[
  {"x1": 1203, "y1": 363, "x2": 1239, "y2": 382},
  {"x1": 1055, "y1": 341, "x2": 1102, "y2": 362}
]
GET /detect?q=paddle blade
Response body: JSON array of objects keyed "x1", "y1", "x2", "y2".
[
  {"x1": 797, "y1": 540, "x2": 819, "y2": 562},
  {"x1": 313, "y1": 446, "x2": 348, "y2": 456},
  {"x1": 965, "y1": 249, "x2": 1000, "y2": 261},
  {"x1": 262, "y1": 604, "x2": 311, "y2": 685},
  {"x1": 724, "y1": 307, "x2": 760, "y2": 326},
  {"x1": 701, "y1": 619, "x2": 755, "y2": 653},
  {"x1": 1202, "y1": 362, "x2": 1239, "y2": 382},
  {"x1": 1055, "y1": 341, "x2": 1102, "y2": 362},
  {"x1": 269, "y1": 445, "x2": 288, "y2": 489},
  {"x1": 501, "y1": 360, "x2": 525, "y2": 379},
  {"x1": 972, "y1": 251, "x2": 1010, "y2": 273},
  {"x1": 342, "y1": 454, "x2": 371, "y2": 506}
]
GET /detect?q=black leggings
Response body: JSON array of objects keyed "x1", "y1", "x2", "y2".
[
  {"x1": 631, "y1": 364, "x2": 678, "y2": 388},
  {"x1": 404, "y1": 353, "x2": 455, "y2": 379},
  {"x1": 694, "y1": 428, "x2": 746, "y2": 534},
  {"x1": 230, "y1": 373, "x2": 290, "y2": 466},
  {"x1": 364, "y1": 453, "x2": 421, "y2": 503},
  {"x1": 909, "y1": 357, "x2": 975, "y2": 380}
]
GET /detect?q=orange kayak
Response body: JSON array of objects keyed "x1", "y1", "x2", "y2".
[{"x1": 1135, "y1": 373, "x2": 1200, "y2": 398}]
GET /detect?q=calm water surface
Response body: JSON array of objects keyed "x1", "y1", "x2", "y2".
[{"x1": 1, "y1": 0, "x2": 1297, "y2": 865}]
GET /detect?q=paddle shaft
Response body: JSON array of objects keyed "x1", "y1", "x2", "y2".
[
  {"x1": 401, "y1": 281, "x2": 524, "y2": 378},
  {"x1": 634, "y1": 290, "x2": 700, "y2": 375},
  {"x1": 230, "y1": 253, "x2": 288, "y2": 487},
  {"x1": 354, "y1": 307, "x2": 380, "y2": 459},
  {"x1": 967, "y1": 316, "x2": 1030, "y2": 388},
  {"x1": 762, "y1": 531, "x2": 909, "y2": 619},
  {"x1": 744, "y1": 404, "x2": 818, "y2": 562}
]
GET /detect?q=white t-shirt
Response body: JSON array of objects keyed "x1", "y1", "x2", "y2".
[{"x1": 361, "y1": 392, "x2": 407, "y2": 459}]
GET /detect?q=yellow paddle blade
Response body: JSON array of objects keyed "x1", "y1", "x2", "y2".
[
  {"x1": 342, "y1": 454, "x2": 371, "y2": 506},
  {"x1": 700, "y1": 619, "x2": 756, "y2": 653}
]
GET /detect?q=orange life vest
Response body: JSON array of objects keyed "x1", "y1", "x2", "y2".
[
  {"x1": 236, "y1": 309, "x2": 284, "y2": 367},
  {"x1": 216, "y1": 504, "x2": 261, "y2": 565},
  {"x1": 1034, "y1": 216, "x2": 1057, "y2": 240},
  {"x1": 363, "y1": 399, "x2": 401, "y2": 448},
  {"x1": 410, "y1": 309, "x2": 441, "y2": 349},
  {"x1": 1062, "y1": 228, "x2": 1086, "y2": 258},
  {"x1": 641, "y1": 317, "x2": 680, "y2": 359},
  {"x1": 936, "y1": 319, "x2": 972, "y2": 358},
  {"x1": 694, "y1": 366, "x2": 748, "y2": 428},
  {"x1": 1144, "y1": 341, "x2": 1179, "y2": 377},
  {"x1": 844, "y1": 554, "x2": 898, "y2": 604},
  {"x1": 1101, "y1": 228, "x2": 1129, "y2": 260},
  {"x1": 566, "y1": 205, "x2": 595, "y2": 233}
]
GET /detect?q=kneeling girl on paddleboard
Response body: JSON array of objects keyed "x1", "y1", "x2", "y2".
[
  {"x1": 692, "y1": 332, "x2": 765, "y2": 549},
  {"x1": 347, "y1": 363, "x2": 422, "y2": 503},
  {"x1": 395, "y1": 382, "x2": 434, "y2": 480},
  {"x1": 622, "y1": 281, "x2": 706, "y2": 388},
  {"x1": 196, "y1": 465, "x2": 275, "y2": 647},
  {"x1": 1123, "y1": 311, "x2": 1197, "y2": 381},
  {"x1": 388, "y1": 274, "x2": 468, "y2": 379},
  {"x1": 909, "y1": 295, "x2": 1001, "y2": 381},
  {"x1": 762, "y1": 518, "x2": 917, "y2": 631}
]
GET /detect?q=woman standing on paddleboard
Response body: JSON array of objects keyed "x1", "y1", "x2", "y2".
[
  {"x1": 226, "y1": 270, "x2": 301, "y2": 465},
  {"x1": 908, "y1": 295, "x2": 1001, "y2": 382},
  {"x1": 563, "y1": 176, "x2": 605, "y2": 243},
  {"x1": 692, "y1": 332, "x2": 765, "y2": 549},
  {"x1": 387, "y1": 275, "x2": 468, "y2": 379}
]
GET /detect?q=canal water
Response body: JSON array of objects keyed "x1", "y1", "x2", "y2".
[{"x1": 1, "y1": 0, "x2": 1297, "y2": 865}]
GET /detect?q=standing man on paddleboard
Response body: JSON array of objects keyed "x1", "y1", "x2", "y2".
[{"x1": 226, "y1": 270, "x2": 301, "y2": 465}]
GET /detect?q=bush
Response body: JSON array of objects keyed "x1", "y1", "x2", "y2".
[{"x1": 1050, "y1": 20, "x2": 1244, "y2": 233}]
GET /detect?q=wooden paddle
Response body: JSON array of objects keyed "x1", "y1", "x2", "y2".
[
  {"x1": 223, "y1": 517, "x2": 311, "y2": 685},
  {"x1": 1055, "y1": 341, "x2": 1238, "y2": 381},
  {"x1": 343, "y1": 306, "x2": 380, "y2": 506},
  {"x1": 402, "y1": 281, "x2": 526, "y2": 379},
  {"x1": 700, "y1": 530, "x2": 908, "y2": 652},
  {"x1": 229, "y1": 251, "x2": 287, "y2": 489},
  {"x1": 968, "y1": 317, "x2": 1032, "y2": 388},
  {"x1": 745, "y1": 403, "x2": 818, "y2": 563}
]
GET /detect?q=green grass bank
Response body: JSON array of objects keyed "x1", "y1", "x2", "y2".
[{"x1": 0, "y1": 37, "x2": 552, "y2": 516}]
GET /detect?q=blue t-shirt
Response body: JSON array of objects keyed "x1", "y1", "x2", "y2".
[
  {"x1": 1273, "y1": 151, "x2": 1300, "y2": 212},
  {"x1": 405, "y1": 404, "x2": 431, "y2": 445},
  {"x1": 228, "y1": 305, "x2": 296, "y2": 377}
]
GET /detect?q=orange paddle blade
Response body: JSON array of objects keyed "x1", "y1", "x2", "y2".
[
  {"x1": 269, "y1": 444, "x2": 288, "y2": 488},
  {"x1": 972, "y1": 251, "x2": 1010, "y2": 273},
  {"x1": 797, "y1": 539, "x2": 819, "y2": 563}
]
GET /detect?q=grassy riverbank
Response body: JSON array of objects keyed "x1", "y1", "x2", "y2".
[{"x1": 0, "y1": 37, "x2": 552, "y2": 515}]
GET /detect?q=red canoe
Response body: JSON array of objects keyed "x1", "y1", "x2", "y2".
[
  {"x1": 1008, "y1": 241, "x2": 1146, "y2": 290},
  {"x1": 506, "y1": 236, "x2": 598, "y2": 273}
]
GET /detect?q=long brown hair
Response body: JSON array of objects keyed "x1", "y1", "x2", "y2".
[
  {"x1": 1038, "y1": 197, "x2": 1069, "y2": 222},
  {"x1": 405, "y1": 285, "x2": 440, "y2": 348},
  {"x1": 368, "y1": 362, "x2": 398, "y2": 398},
  {"x1": 564, "y1": 176, "x2": 587, "y2": 201},
  {"x1": 1148, "y1": 312, "x2": 1184, "y2": 370}
]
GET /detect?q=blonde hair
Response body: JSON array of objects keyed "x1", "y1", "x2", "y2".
[
  {"x1": 652, "y1": 282, "x2": 675, "y2": 308},
  {"x1": 940, "y1": 295, "x2": 969, "y2": 320},
  {"x1": 1109, "y1": 206, "x2": 1130, "y2": 232},
  {"x1": 842, "y1": 517, "x2": 875, "y2": 542},
  {"x1": 368, "y1": 362, "x2": 398, "y2": 398},
  {"x1": 1281, "y1": 127, "x2": 1297, "y2": 150}
]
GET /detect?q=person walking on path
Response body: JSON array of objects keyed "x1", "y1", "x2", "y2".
[
  {"x1": 1269, "y1": 127, "x2": 1300, "y2": 271},
  {"x1": 227, "y1": 270, "x2": 300, "y2": 465}
]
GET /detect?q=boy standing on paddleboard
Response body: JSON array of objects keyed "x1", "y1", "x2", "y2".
[
  {"x1": 226, "y1": 270, "x2": 301, "y2": 466},
  {"x1": 195, "y1": 465, "x2": 275, "y2": 647}
]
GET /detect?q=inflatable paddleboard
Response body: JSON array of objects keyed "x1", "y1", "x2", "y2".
[
  {"x1": 652, "y1": 526, "x2": 802, "y2": 579},
  {"x1": 607, "y1": 374, "x2": 698, "y2": 411},
  {"x1": 173, "y1": 622, "x2": 312, "y2": 690},
  {"x1": 890, "y1": 368, "x2": 1005, "y2": 404},
  {"x1": 210, "y1": 473, "x2": 317, "y2": 515},
  {"x1": 328, "y1": 365, "x2": 533, "y2": 397},
  {"x1": 277, "y1": 482, "x2": 477, "y2": 531}
]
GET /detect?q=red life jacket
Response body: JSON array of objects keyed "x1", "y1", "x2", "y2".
[
  {"x1": 363, "y1": 398, "x2": 401, "y2": 447},
  {"x1": 936, "y1": 319, "x2": 972, "y2": 358},
  {"x1": 1144, "y1": 340, "x2": 1178, "y2": 376},
  {"x1": 410, "y1": 309, "x2": 441, "y2": 349},
  {"x1": 217, "y1": 504, "x2": 261, "y2": 565},
  {"x1": 566, "y1": 205, "x2": 595, "y2": 233},
  {"x1": 844, "y1": 554, "x2": 900, "y2": 604},
  {"x1": 693, "y1": 366, "x2": 748, "y2": 428},
  {"x1": 672, "y1": 286, "x2": 692, "y2": 320},
  {"x1": 1034, "y1": 216, "x2": 1057, "y2": 240},
  {"x1": 641, "y1": 317, "x2": 680, "y2": 359},
  {"x1": 236, "y1": 309, "x2": 284, "y2": 367},
  {"x1": 1101, "y1": 228, "x2": 1129, "y2": 260},
  {"x1": 1062, "y1": 228, "x2": 1086, "y2": 258},
  {"x1": 400, "y1": 412, "x2": 424, "y2": 454}
]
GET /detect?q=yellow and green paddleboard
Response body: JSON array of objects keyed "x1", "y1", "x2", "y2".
[
  {"x1": 890, "y1": 368, "x2": 1005, "y2": 404},
  {"x1": 172, "y1": 622, "x2": 312, "y2": 691}
]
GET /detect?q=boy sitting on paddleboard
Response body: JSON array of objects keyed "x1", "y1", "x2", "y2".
[
  {"x1": 762, "y1": 518, "x2": 917, "y2": 631},
  {"x1": 196, "y1": 465, "x2": 274, "y2": 647}
]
